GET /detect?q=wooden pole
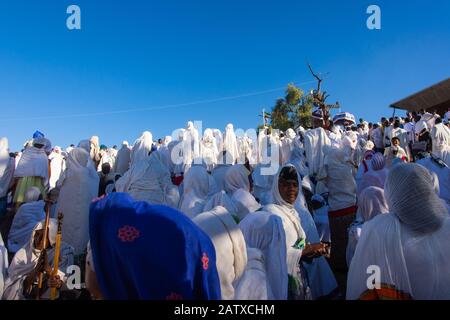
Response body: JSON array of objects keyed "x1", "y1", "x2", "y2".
[{"x1": 50, "y1": 212, "x2": 64, "y2": 300}]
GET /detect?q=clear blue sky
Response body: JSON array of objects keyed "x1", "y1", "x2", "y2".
[{"x1": 1, "y1": 0, "x2": 449, "y2": 151}]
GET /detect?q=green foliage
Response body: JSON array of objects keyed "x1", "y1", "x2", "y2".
[{"x1": 269, "y1": 83, "x2": 313, "y2": 131}]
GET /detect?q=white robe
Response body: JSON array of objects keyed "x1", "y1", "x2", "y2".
[
  {"x1": 14, "y1": 146, "x2": 49, "y2": 185},
  {"x1": 179, "y1": 166, "x2": 213, "y2": 218},
  {"x1": 116, "y1": 152, "x2": 179, "y2": 208},
  {"x1": 200, "y1": 129, "x2": 219, "y2": 172},
  {"x1": 48, "y1": 152, "x2": 65, "y2": 190},
  {"x1": 55, "y1": 148, "x2": 99, "y2": 255},
  {"x1": 223, "y1": 124, "x2": 240, "y2": 163},
  {"x1": 193, "y1": 206, "x2": 247, "y2": 300},
  {"x1": 114, "y1": 144, "x2": 131, "y2": 176},
  {"x1": 0, "y1": 235, "x2": 8, "y2": 297},
  {"x1": 303, "y1": 128, "x2": 331, "y2": 179},
  {"x1": 0, "y1": 138, "x2": 14, "y2": 198},
  {"x1": 130, "y1": 131, "x2": 153, "y2": 167}
]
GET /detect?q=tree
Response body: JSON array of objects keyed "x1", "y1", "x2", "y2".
[{"x1": 268, "y1": 83, "x2": 313, "y2": 131}]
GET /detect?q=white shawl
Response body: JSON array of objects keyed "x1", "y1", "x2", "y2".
[{"x1": 130, "y1": 131, "x2": 153, "y2": 167}]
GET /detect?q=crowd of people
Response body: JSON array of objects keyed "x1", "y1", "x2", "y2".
[{"x1": 0, "y1": 107, "x2": 449, "y2": 300}]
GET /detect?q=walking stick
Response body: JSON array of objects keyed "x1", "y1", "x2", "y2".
[
  {"x1": 50, "y1": 212, "x2": 64, "y2": 300},
  {"x1": 36, "y1": 199, "x2": 51, "y2": 299}
]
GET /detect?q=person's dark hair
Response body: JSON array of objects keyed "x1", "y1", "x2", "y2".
[
  {"x1": 70, "y1": 144, "x2": 75, "y2": 147},
  {"x1": 9, "y1": 152, "x2": 15, "y2": 158},
  {"x1": 279, "y1": 166, "x2": 298, "y2": 182},
  {"x1": 393, "y1": 120, "x2": 400, "y2": 128},
  {"x1": 435, "y1": 117, "x2": 442, "y2": 125},
  {"x1": 368, "y1": 122, "x2": 373, "y2": 127},
  {"x1": 158, "y1": 139, "x2": 162, "y2": 144},
  {"x1": 391, "y1": 137, "x2": 400, "y2": 143},
  {"x1": 351, "y1": 126, "x2": 357, "y2": 132},
  {"x1": 389, "y1": 117, "x2": 394, "y2": 123},
  {"x1": 113, "y1": 145, "x2": 118, "y2": 149},
  {"x1": 373, "y1": 123, "x2": 379, "y2": 129},
  {"x1": 404, "y1": 117, "x2": 410, "y2": 123},
  {"x1": 101, "y1": 163, "x2": 111, "y2": 175},
  {"x1": 381, "y1": 117, "x2": 387, "y2": 122},
  {"x1": 415, "y1": 115, "x2": 421, "y2": 122},
  {"x1": 33, "y1": 143, "x2": 44, "y2": 149}
]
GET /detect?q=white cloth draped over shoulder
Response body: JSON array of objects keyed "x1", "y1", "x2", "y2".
[
  {"x1": 114, "y1": 142, "x2": 131, "y2": 175},
  {"x1": 347, "y1": 164, "x2": 450, "y2": 300},
  {"x1": 416, "y1": 156, "x2": 450, "y2": 208},
  {"x1": 238, "y1": 211, "x2": 288, "y2": 300},
  {"x1": 179, "y1": 166, "x2": 213, "y2": 218},
  {"x1": 55, "y1": 148, "x2": 99, "y2": 255},
  {"x1": 280, "y1": 129, "x2": 296, "y2": 165},
  {"x1": 48, "y1": 149, "x2": 65, "y2": 190},
  {"x1": 14, "y1": 142, "x2": 49, "y2": 185},
  {"x1": 303, "y1": 128, "x2": 331, "y2": 178},
  {"x1": 263, "y1": 164, "x2": 306, "y2": 295},
  {"x1": 223, "y1": 124, "x2": 240, "y2": 163},
  {"x1": 130, "y1": 131, "x2": 153, "y2": 167},
  {"x1": 200, "y1": 129, "x2": 219, "y2": 171},
  {"x1": 431, "y1": 123, "x2": 450, "y2": 166},
  {"x1": 115, "y1": 151, "x2": 179, "y2": 208},
  {"x1": 0, "y1": 234, "x2": 8, "y2": 297},
  {"x1": 0, "y1": 138, "x2": 14, "y2": 198},
  {"x1": 231, "y1": 188, "x2": 261, "y2": 221},
  {"x1": 224, "y1": 164, "x2": 250, "y2": 195},
  {"x1": 8, "y1": 187, "x2": 45, "y2": 254},
  {"x1": 2, "y1": 220, "x2": 74, "y2": 300},
  {"x1": 346, "y1": 187, "x2": 389, "y2": 267},
  {"x1": 203, "y1": 190, "x2": 236, "y2": 217},
  {"x1": 193, "y1": 206, "x2": 247, "y2": 300}
]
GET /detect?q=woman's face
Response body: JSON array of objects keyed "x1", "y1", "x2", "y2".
[{"x1": 278, "y1": 178, "x2": 299, "y2": 205}]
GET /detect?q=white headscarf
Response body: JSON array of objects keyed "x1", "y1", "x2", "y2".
[
  {"x1": 223, "y1": 124, "x2": 239, "y2": 163},
  {"x1": 224, "y1": 164, "x2": 250, "y2": 195},
  {"x1": 193, "y1": 206, "x2": 247, "y2": 300},
  {"x1": 239, "y1": 211, "x2": 288, "y2": 299},
  {"x1": 0, "y1": 138, "x2": 14, "y2": 198},
  {"x1": 130, "y1": 131, "x2": 153, "y2": 167},
  {"x1": 231, "y1": 188, "x2": 261, "y2": 221},
  {"x1": 114, "y1": 141, "x2": 131, "y2": 176},
  {"x1": 179, "y1": 166, "x2": 212, "y2": 218}
]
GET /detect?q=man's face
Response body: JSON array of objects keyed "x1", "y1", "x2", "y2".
[
  {"x1": 392, "y1": 139, "x2": 400, "y2": 147},
  {"x1": 278, "y1": 178, "x2": 299, "y2": 205}
]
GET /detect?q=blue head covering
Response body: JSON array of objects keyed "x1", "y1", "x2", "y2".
[
  {"x1": 33, "y1": 130, "x2": 45, "y2": 139},
  {"x1": 89, "y1": 193, "x2": 221, "y2": 300}
]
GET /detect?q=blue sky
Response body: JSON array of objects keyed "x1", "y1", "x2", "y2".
[{"x1": 0, "y1": 0, "x2": 449, "y2": 151}]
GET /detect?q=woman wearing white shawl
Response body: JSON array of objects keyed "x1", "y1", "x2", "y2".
[
  {"x1": 224, "y1": 164, "x2": 251, "y2": 196},
  {"x1": 179, "y1": 165, "x2": 213, "y2": 218},
  {"x1": 48, "y1": 146, "x2": 65, "y2": 190},
  {"x1": 303, "y1": 127, "x2": 331, "y2": 178},
  {"x1": 193, "y1": 206, "x2": 247, "y2": 300},
  {"x1": 347, "y1": 163, "x2": 450, "y2": 300},
  {"x1": 8, "y1": 187, "x2": 45, "y2": 254},
  {"x1": 280, "y1": 128, "x2": 296, "y2": 165},
  {"x1": 0, "y1": 138, "x2": 14, "y2": 215},
  {"x1": 130, "y1": 131, "x2": 153, "y2": 167},
  {"x1": 431, "y1": 119, "x2": 450, "y2": 166},
  {"x1": 55, "y1": 148, "x2": 99, "y2": 256},
  {"x1": 223, "y1": 124, "x2": 239, "y2": 164},
  {"x1": 346, "y1": 187, "x2": 388, "y2": 267},
  {"x1": 113, "y1": 141, "x2": 131, "y2": 175},
  {"x1": 13, "y1": 137, "x2": 50, "y2": 207},
  {"x1": 89, "y1": 136, "x2": 101, "y2": 168},
  {"x1": 200, "y1": 129, "x2": 219, "y2": 172},
  {"x1": 357, "y1": 152, "x2": 388, "y2": 197},
  {"x1": 286, "y1": 147, "x2": 309, "y2": 179},
  {"x1": 231, "y1": 188, "x2": 261, "y2": 221},
  {"x1": 213, "y1": 129, "x2": 223, "y2": 153},
  {"x1": 2, "y1": 220, "x2": 74, "y2": 300},
  {"x1": 115, "y1": 151, "x2": 179, "y2": 209},
  {"x1": 211, "y1": 151, "x2": 233, "y2": 191},
  {"x1": 237, "y1": 211, "x2": 288, "y2": 300},
  {"x1": 185, "y1": 121, "x2": 200, "y2": 159},
  {"x1": 263, "y1": 164, "x2": 328, "y2": 300}
]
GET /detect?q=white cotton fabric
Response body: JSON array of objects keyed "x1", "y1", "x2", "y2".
[
  {"x1": 224, "y1": 164, "x2": 250, "y2": 195},
  {"x1": 231, "y1": 188, "x2": 261, "y2": 221},
  {"x1": 201, "y1": 129, "x2": 219, "y2": 171},
  {"x1": 416, "y1": 156, "x2": 450, "y2": 207},
  {"x1": 0, "y1": 138, "x2": 14, "y2": 198},
  {"x1": 303, "y1": 128, "x2": 331, "y2": 178},
  {"x1": 2, "y1": 220, "x2": 74, "y2": 300},
  {"x1": 280, "y1": 129, "x2": 296, "y2": 165},
  {"x1": 185, "y1": 121, "x2": 200, "y2": 159},
  {"x1": 238, "y1": 211, "x2": 288, "y2": 300},
  {"x1": 114, "y1": 142, "x2": 131, "y2": 175},
  {"x1": 179, "y1": 166, "x2": 212, "y2": 218},
  {"x1": 8, "y1": 198, "x2": 45, "y2": 254},
  {"x1": 234, "y1": 248, "x2": 273, "y2": 300},
  {"x1": 193, "y1": 206, "x2": 248, "y2": 300},
  {"x1": 346, "y1": 187, "x2": 389, "y2": 267},
  {"x1": 203, "y1": 190, "x2": 236, "y2": 216},
  {"x1": 130, "y1": 131, "x2": 153, "y2": 167},
  {"x1": 55, "y1": 148, "x2": 99, "y2": 255},
  {"x1": 311, "y1": 194, "x2": 330, "y2": 242},
  {"x1": 14, "y1": 144, "x2": 49, "y2": 185},
  {"x1": 48, "y1": 150, "x2": 65, "y2": 190},
  {"x1": 223, "y1": 124, "x2": 240, "y2": 163},
  {"x1": 211, "y1": 163, "x2": 231, "y2": 192},
  {"x1": 431, "y1": 123, "x2": 450, "y2": 159},
  {"x1": 116, "y1": 151, "x2": 179, "y2": 208},
  {"x1": 286, "y1": 147, "x2": 309, "y2": 179},
  {"x1": 77, "y1": 140, "x2": 90, "y2": 153}
]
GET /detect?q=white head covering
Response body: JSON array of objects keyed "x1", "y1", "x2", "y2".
[
  {"x1": 223, "y1": 124, "x2": 239, "y2": 163},
  {"x1": 77, "y1": 139, "x2": 90, "y2": 153},
  {"x1": 385, "y1": 163, "x2": 448, "y2": 234},
  {"x1": 224, "y1": 164, "x2": 250, "y2": 195},
  {"x1": 239, "y1": 211, "x2": 288, "y2": 300},
  {"x1": 193, "y1": 206, "x2": 247, "y2": 300},
  {"x1": 231, "y1": 188, "x2": 261, "y2": 221},
  {"x1": 130, "y1": 131, "x2": 153, "y2": 166},
  {"x1": 179, "y1": 166, "x2": 212, "y2": 218},
  {"x1": 14, "y1": 139, "x2": 49, "y2": 183},
  {"x1": 358, "y1": 186, "x2": 389, "y2": 222}
]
